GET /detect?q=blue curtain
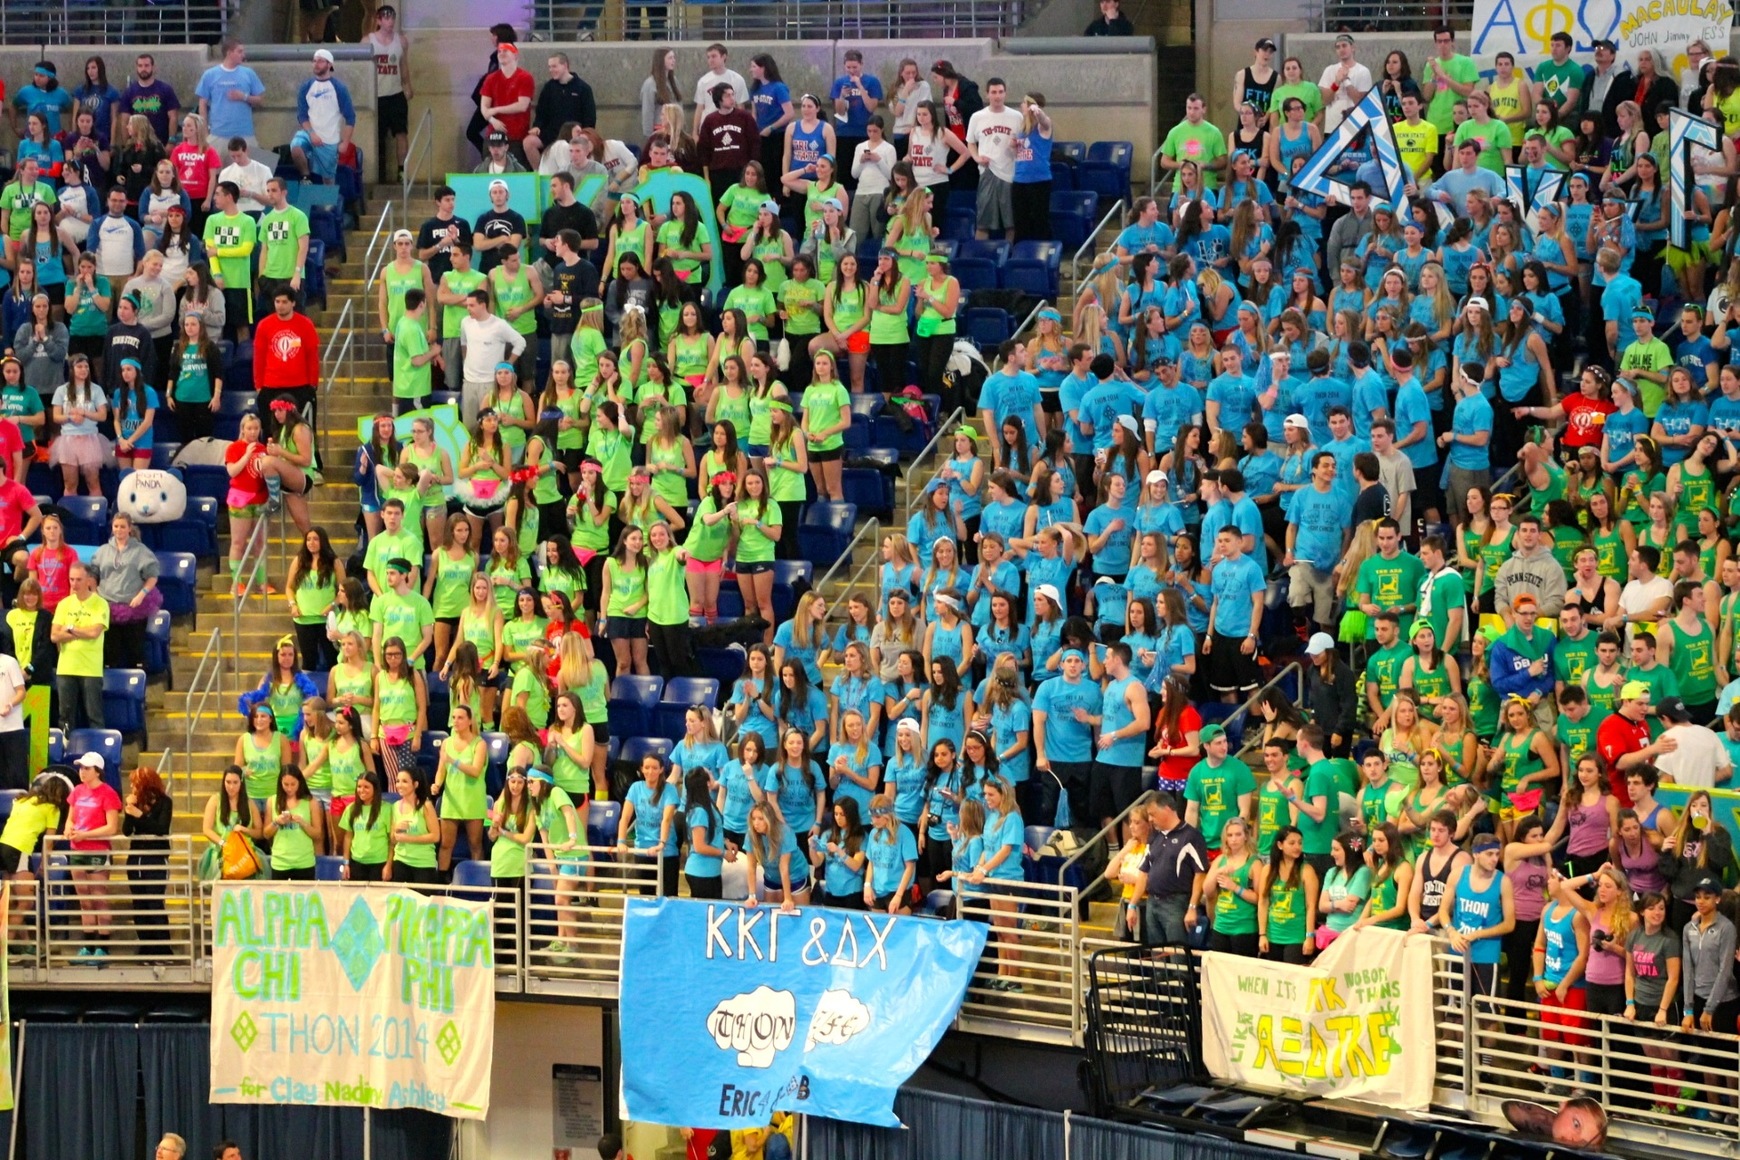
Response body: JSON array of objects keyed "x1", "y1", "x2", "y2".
[
  {"x1": 137, "y1": 1025, "x2": 363, "y2": 1160},
  {"x1": 1067, "y1": 1116, "x2": 1292, "y2": 1160},
  {"x1": 372, "y1": 1110, "x2": 453, "y2": 1160},
  {"x1": 22, "y1": 1024, "x2": 139, "y2": 1160},
  {"x1": 809, "y1": 1090, "x2": 1065, "y2": 1160}
]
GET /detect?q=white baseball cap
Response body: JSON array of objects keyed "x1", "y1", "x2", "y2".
[
  {"x1": 897, "y1": 718, "x2": 921, "y2": 734},
  {"x1": 1117, "y1": 414, "x2": 1139, "y2": 433},
  {"x1": 1304, "y1": 632, "x2": 1336, "y2": 657},
  {"x1": 1035, "y1": 583, "x2": 1062, "y2": 608},
  {"x1": 1284, "y1": 413, "x2": 1311, "y2": 430},
  {"x1": 75, "y1": 751, "x2": 105, "y2": 770},
  {"x1": 312, "y1": 49, "x2": 335, "y2": 64}
]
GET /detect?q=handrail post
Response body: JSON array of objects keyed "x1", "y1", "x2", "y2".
[
  {"x1": 901, "y1": 407, "x2": 966, "y2": 516},
  {"x1": 814, "y1": 518, "x2": 879, "y2": 604},
  {"x1": 1070, "y1": 199, "x2": 1125, "y2": 287}
]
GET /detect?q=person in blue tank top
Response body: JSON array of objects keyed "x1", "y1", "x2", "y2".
[
  {"x1": 1531, "y1": 882, "x2": 1589, "y2": 1081},
  {"x1": 619, "y1": 753, "x2": 680, "y2": 896},
  {"x1": 922, "y1": 655, "x2": 969, "y2": 759},
  {"x1": 1092, "y1": 643, "x2": 1153, "y2": 834},
  {"x1": 970, "y1": 776, "x2": 1030, "y2": 990},
  {"x1": 1440, "y1": 832, "x2": 1516, "y2": 996}
]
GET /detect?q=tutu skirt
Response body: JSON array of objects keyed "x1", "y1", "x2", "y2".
[{"x1": 48, "y1": 432, "x2": 111, "y2": 468}]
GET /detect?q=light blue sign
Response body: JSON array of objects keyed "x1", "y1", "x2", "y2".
[
  {"x1": 1290, "y1": 90, "x2": 1415, "y2": 225},
  {"x1": 618, "y1": 898, "x2": 986, "y2": 1129}
]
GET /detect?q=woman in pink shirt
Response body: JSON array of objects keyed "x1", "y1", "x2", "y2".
[
  {"x1": 168, "y1": 113, "x2": 220, "y2": 226},
  {"x1": 65, "y1": 752, "x2": 121, "y2": 960},
  {"x1": 26, "y1": 513, "x2": 76, "y2": 611}
]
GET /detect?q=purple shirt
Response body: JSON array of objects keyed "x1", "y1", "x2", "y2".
[{"x1": 120, "y1": 79, "x2": 179, "y2": 142}]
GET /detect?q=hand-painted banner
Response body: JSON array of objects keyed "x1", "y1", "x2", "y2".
[
  {"x1": 1289, "y1": 90, "x2": 1415, "y2": 219},
  {"x1": 1200, "y1": 926, "x2": 1436, "y2": 1110},
  {"x1": 1470, "y1": 0, "x2": 1732, "y2": 61},
  {"x1": 618, "y1": 898, "x2": 987, "y2": 1129},
  {"x1": 209, "y1": 883, "x2": 496, "y2": 1120}
]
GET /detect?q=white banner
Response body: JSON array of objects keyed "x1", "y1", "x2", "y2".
[
  {"x1": 209, "y1": 883, "x2": 496, "y2": 1120},
  {"x1": 1469, "y1": 0, "x2": 1732, "y2": 65},
  {"x1": 1200, "y1": 926, "x2": 1437, "y2": 1110}
]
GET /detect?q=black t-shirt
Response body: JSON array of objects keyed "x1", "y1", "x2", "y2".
[
  {"x1": 540, "y1": 200, "x2": 599, "y2": 258},
  {"x1": 474, "y1": 208, "x2": 527, "y2": 276},
  {"x1": 1350, "y1": 482, "x2": 1391, "y2": 525},
  {"x1": 416, "y1": 213, "x2": 471, "y2": 285},
  {"x1": 103, "y1": 321, "x2": 154, "y2": 389},
  {"x1": 546, "y1": 258, "x2": 598, "y2": 335}
]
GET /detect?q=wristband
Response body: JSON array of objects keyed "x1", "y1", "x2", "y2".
[{"x1": 1625, "y1": 999, "x2": 1636, "y2": 1007}]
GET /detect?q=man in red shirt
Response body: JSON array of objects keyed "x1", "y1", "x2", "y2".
[
  {"x1": 253, "y1": 289, "x2": 320, "y2": 439},
  {"x1": 1597, "y1": 679, "x2": 1674, "y2": 806},
  {"x1": 479, "y1": 43, "x2": 534, "y2": 166},
  {"x1": 0, "y1": 466, "x2": 42, "y2": 588}
]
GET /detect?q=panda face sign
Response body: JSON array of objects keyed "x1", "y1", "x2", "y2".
[{"x1": 116, "y1": 469, "x2": 187, "y2": 524}]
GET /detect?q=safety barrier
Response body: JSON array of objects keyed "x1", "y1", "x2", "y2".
[
  {"x1": 901, "y1": 406, "x2": 967, "y2": 517},
  {"x1": 814, "y1": 517, "x2": 881, "y2": 607},
  {"x1": 230, "y1": 513, "x2": 275, "y2": 676},
  {"x1": 530, "y1": 0, "x2": 1030, "y2": 41},
  {"x1": 522, "y1": 843, "x2": 665, "y2": 1000},
  {"x1": 182, "y1": 627, "x2": 224, "y2": 816},
  {"x1": 1316, "y1": 0, "x2": 1474, "y2": 31},
  {"x1": 0, "y1": 0, "x2": 231, "y2": 44},
  {"x1": 361, "y1": 202, "x2": 399, "y2": 298},
  {"x1": 402, "y1": 108, "x2": 436, "y2": 205},
  {"x1": 945, "y1": 877, "x2": 1082, "y2": 1047}
]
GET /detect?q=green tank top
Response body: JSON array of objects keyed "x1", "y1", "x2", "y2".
[
  {"x1": 502, "y1": 615, "x2": 547, "y2": 674},
  {"x1": 572, "y1": 660, "x2": 608, "y2": 725},
  {"x1": 803, "y1": 181, "x2": 837, "y2": 236},
  {"x1": 1266, "y1": 872, "x2": 1307, "y2": 944},
  {"x1": 1678, "y1": 464, "x2": 1717, "y2": 531},
  {"x1": 1256, "y1": 780, "x2": 1294, "y2": 856},
  {"x1": 672, "y1": 333, "x2": 710, "y2": 381},
  {"x1": 332, "y1": 662, "x2": 373, "y2": 711},
  {"x1": 492, "y1": 264, "x2": 537, "y2": 336},
  {"x1": 1501, "y1": 728, "x2": 1543, "y2": 794},
  {"x1": 343, "y1": 800, "x2": 390, "y2": 864},
  {"x1": 831, "y1": 284, "x2": 865, "y2": 331},
  {"x1": 392, "y1": 800, "x2": 437, "y2": 867},
  {"x1": 748, "y1": 384, "x2": 783, "y2": 446},
  {"x1": 1670, "y1": 617, "x2": 1718, "y2": 703},
  {"x1": 1702, "y1": 538, "x2": 1720, "y2": 582},
  {"x1": 606, "y1": 558, "x2": 647, "y2": 617},
  {"x1": 539, "y1": 786, "x2": 589, "y2": 863},
  {"x1": 1592, "y1": 525, "x2": 1626, "y2": 582},
  {"x1": 552, "y1": 386, "x2": 584, "y2": 451},
  {"x1": 493, "y1": 391, "x2": 530, "y2": 459},
  {"x1": 1584, "y1": 670, "x2": 1623, "y2": 715},
  {"x1": 383, "y1": 260, "x2": 425, "y2": 333},
  {"x1": 242, "y1": 732, "x2": 282, "y2": 801},
  {"x1": 1477, "y1": 527, "x2": 1513, "y2": 595},
  {"x1": 868, "y1": 278, "x2": 911, "y2": 344},
  {"x1": 686, "y1": 498, "x2": 731, "y2": 563},
  {"x1": 918, "y1": 275, "x2": 957, "y2": 335},
  {"x1": 328, "y1": 738, "x2": 365, "y2": 797},
  {"x1": 1213, "y1": 856, "x2": 1257, "y2": 935},
  {"x1": 733, "y1": 499, "x2": 779, "y2": 563},
  {"x1": 488, "y1": 558, "x2": 528, "y2": 617},
  {"x1": 1372, "y1": 872, "x2": 1408, "y2": 929},
  {"x1": 648, "y1": 548, "x2": 688, "y2": 626},
  {"x1": 1410, "y1": 658, "x2": 1451, "y2": 704},
  {"x1": 377, "y1": 673, "x2": 418, "y2": 726},
  {"x1": 490, "y1": 803, "x2": 532, "y2": 878},
  {"x1": 270, "y1": 799, "x2": 317, "y2": 870},
  {"x1": 440, "y1": 734, "x2": 489, "y2": 819},
  {"x1": 616, "y1": 220, "x2": 651, "y2": 269},
  {"x1": 292, "y1": 568, "x2": 336, "y2": 625},
  {"x1": 550, "y1": 727, "x2": 592, "y2": 796},
  {"x1": 430, "y1": 549, "x2": 477, "y2": 619},
  {"x1": 526, "y1": 437, "x2": 562, "y2": 506},
  {"x1": 647, "y1": 438, "x2": 689, "y2": 507},
  {"x1": 302, "y1": 735, "x2": 331, "y2": 793},
  {"x1": 459, "y1": 606, "x2": 497, "y2": 660},
  {"x1": 751, "y1": 234, "x2": 788, "y2": 291},
  {"x1": 714, "y1": 384, "x2": 752, "y2": 433},
  {"x1": 1468, "y1": 676, "x2": 1498, "y2": 737}
]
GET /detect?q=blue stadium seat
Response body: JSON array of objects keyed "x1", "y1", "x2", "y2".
[
  {"x1": 1023, "y1": 824, "x2": 1057, "y2": 880},
  {"x1": 144, "y1": 611, "x2": 172, "y2": 686},
  {"x1": 1054, "y1": 140, "x2": 1088, "y2": 166},
  {"x1": 1087, "y1": 139, "x2": 1134, "y2": 185},
  {"x1": 952, "y1": 257, "x2": 997, "y2": 293},
  {"x1": 965, "y1": 307, "x2": 1012, "y2": 350},
  {"x1": 842, "y1": 468, "x2": 892, "y2": 521},
  {"x1": 1001, "y1": 260, "x2": 1055, "y2": 300},
  {"x1": 1075, "y1": 162, "x2": 1125, "y2": 213},
  {"x1": 696, "y1": 647, "x2": 745, "y2": 690},
  {"x1": 842, "y1": 416, "x2": 870, "y2": 452},
  {"x1": 871, "y1": 413, "x2": 933, "y2": 455},
  {"x1": 619, "y1": 736, "x2": 673, "y2": 768},
  {"x1": 607, "y1": 675, "x2": 664, "y2": 739},
  {"x1": 102, "y1": 669, "x2": 148, "y2": 747},
  {"x1": 1012, "y1": 240, "x2": 1063, "y2": 272},
  {"x1": 855, "y1": 236, "x2": 882, "y2": 267},
  {"x1": 654, "y1": 677, "x2": 721, "y2": 741},
  {"x1": 586, "y1": 800, "x2": 620, "y2": 855},
  {"x1": 155, "y1": 552, "x2": 200, "y2": 623},
  {"x1": 958, "y1": 239, "x2": 1010, "y2": 266},
  {"x1": 316, "y1": 856, "x2": 345, "y2": 880},
  {"x1": 47, "y1": 728, "x2": 62, "y2": 765},
  {"x1": 849, "y1": 394, "x2": 883, "y2": 424},
  {"x1": 422, "y1": 669, "x2": 450, "y2": 734},
  {"x1": 483, "y1": 731, "x2": 511, "y2": 795},
  {"x1": 714, "y1": 588, "x2": 744, "y2": 620},
  {"x1": 857, "y1": 447, "x2": 899, "y2": 472},
  {"x1": 451, "y1": 859, "x2": 493, "y2": 891},
  {"x1": 303, "y1": 238, "x2": 329, "y2": 312},
  {"x1": 1049, "y1": 165, "x2": 1076, "y2": 193},
  {"x1": 0, "y1": 789, "x2": 21, "y2": 824},
  {"x1": 180, "y1": 465, "x2": 230, "y2": 504},
  {"x1": 796, "y1": 503, "x2": 857, "y2": 569},
  {"x1": 223, "y1": 341, "x2": 254, "y2": 394},
  {"x1": 931, "y1": 239, "x2": 958, "y2": 262},
  {"x1": 59, "y1": 495, "x2": 107, "y2": 545},
  {"x1": 149, "y1": 443, "x2": 181, "y2": 469},
  {"x1": 772, "y1": 559, "x2": 812, "y2": 591},
  {"x1": 418, "y1": 729, "x2": 449, "y2": 780},
  {"x1": 66, "y1": 729, "x2": 123, "y2": 792},
  {"x1": 213, "y1": 391, "x2": 257, "y2": 442}
]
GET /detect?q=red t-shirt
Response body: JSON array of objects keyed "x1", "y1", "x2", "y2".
[
  {"x1": 1597, "y1": 712, "x2": 1650, "y2": 806},
  {"x1": 225, "y1": 439, "x2": 269, "y2": 506},
  {"x1": 480, "y1": 67, "x2": 535, "y2": 143},
  {"x1": 0, "y1": 479, "x2": 36, "y2": 543},
  {"x1": 29, "y1": 543, "x2": 75, "y2": 609},
  {"x1": 1561, "y1": 393, "x2": 1616, "y2": 449},
  {"x1": 1158, "y1": 703, "x2": 1203, "y2": 788},
  {"x1": 169, "y1": 140, "x2": 221, "y2": 199},
  {"x1": 0, "y1": 418, "x2": 23, "y2": 473}
]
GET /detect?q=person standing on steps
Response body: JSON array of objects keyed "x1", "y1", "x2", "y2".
[
  {"x1": 366, "y1": 6, "x2": 413, "y2": 185},
  {"x1": 256, "y1": 178, "x2": 310, "y2": 318},
  {"x1": 254, "y1": 290, "x2": 320, "y2": 441},
  {"x1": 50, "y1": 563, "x2": 106, "y2": 732},
  {"x1": 458, "y1": 290, "x2": 526, "y2": 427}
]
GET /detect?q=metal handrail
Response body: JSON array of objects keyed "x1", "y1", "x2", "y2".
[
  {"x1": 902, "y1": 406, "x2": 966, "y2": 517},
  {"x1": 184, "y1": 627, "x2": 223, "y2": 817},
  {"x1": 318, "y1": 325, "x2": 354, "y2": 468},
  {"x1": 1070, "y1": 199, "x2": 1125, "y2": 287},
  {"x1": 815, "y1": 518, "x2": 880, "y2": 610},
  {"x1": 1057, "y1": 789, "x2": 1157, "y2": 882},
  {"x1": 1148, "y1": 151, "x2": 1177, "y2": 200},
  {"x1": 230, "y1": 515, "x2": 271, "y2": 674},
  {"x1": 1009, "y1": 297, "x2": 1047, "y2": 343},
  {"x1": 361, "y1": 202, "x2": 397, "y2": 294},
  {"x1": 402, "y1": 107, "x2": 435, "y2": 204}
]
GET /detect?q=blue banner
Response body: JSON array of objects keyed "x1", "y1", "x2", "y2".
[{"x1": 618, "y1": 898, "x2": 987, "y2": 1129}]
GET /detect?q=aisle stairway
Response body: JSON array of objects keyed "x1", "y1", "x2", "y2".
[{"x1": 159, "y1": 237, "x2": 388, "y2": 836}]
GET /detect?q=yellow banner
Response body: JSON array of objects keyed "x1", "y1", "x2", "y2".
[
  {"x1": 208, "y1": 882, "x2": 495, "y2": 1120},
  {"x1": 1200, "y1": 927, "x2": 1436, "y2": 1109}
]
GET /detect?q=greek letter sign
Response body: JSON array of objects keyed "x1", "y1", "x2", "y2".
[
  {"x1": 1470, "y1": 0, "x2": 1732, "y2": 60},
  {"x1": 1200, "y1": 926, "x2": 1436, "y2": 1110},
  {"x1": 208, "y1": 883, "x2": 496, "y2": 1120},
  {"x1": 618, "y1": 898, "x2": 987, "y2": 1129}
]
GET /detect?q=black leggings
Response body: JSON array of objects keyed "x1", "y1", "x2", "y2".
[
  {"x1": 1263, "y1": 942, "x2": 1305, "y2": 964},
  {"x1": 648, "y1": 619, "x2": 698, "y2": 679},
  {"x1": 1209, "y1": 929, "x2": 1258, "y2": 956},
  {"x1": 1500, "y1": 916, "x2": 1540, "y2": 1005},
  {"x1": 776, "y1": 499, "x2": 803, "y2": 560},
  {"x1": 295, "y1": 620, "x2": 334, "y2": 674},
  {"x1": 872, "y1": 340, "x2": 910, "y2": 397},
  {"x1": 687, "y1": 873, "x2": 723, "y2": 899},
  {"x1": 916, "y1": 333, "x2": 956, "y2": 407}
]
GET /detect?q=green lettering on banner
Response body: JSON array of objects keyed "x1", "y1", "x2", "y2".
[{"x1": 232, "y1": 949, "x2": 302, "y2": 1001}]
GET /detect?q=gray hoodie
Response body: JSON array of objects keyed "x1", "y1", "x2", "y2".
[{"x1": 1493, "y1": 543, "x2": 1567, "y2": 617}]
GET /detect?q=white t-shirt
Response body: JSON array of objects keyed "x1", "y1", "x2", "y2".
[
  {"x1": 1656, "y1": 723, "x2": 1731, "y2": 788},
  {"x1": 1317, "y1": 60, "x2": 1373, "y2": 130},
  {"x1": 219, "y1": 158, "x2": 274, "y2": 214},
  {"x1": 1618, "y1": 576, "x2": 1673, "y2": 645},
  {"x1": 0, "y1": 653, "x2": 23, "y2": 733},
  {"x1": 852, "y1": 139, "x2": 898, "y2": 200},
  {"x1": 601, "y1": 139, "x2": 639, "y2": 188},
  {"x1": 965, "y1": 106, "x2": 1025, "y2": 182},
  {"x1": 692, "y1": 68, "x2": 749, "y2": 121}
]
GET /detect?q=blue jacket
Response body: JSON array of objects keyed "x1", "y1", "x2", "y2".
[
  {"x1": 238, "y1": 672, "x2": 324, "y2": 739},
  {"x1": 1490, "y1": 631, "x2": 1555, "y2": 703},
  {"x1": 135, "y1": 189, "x2": 194, "y2": 230}
]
